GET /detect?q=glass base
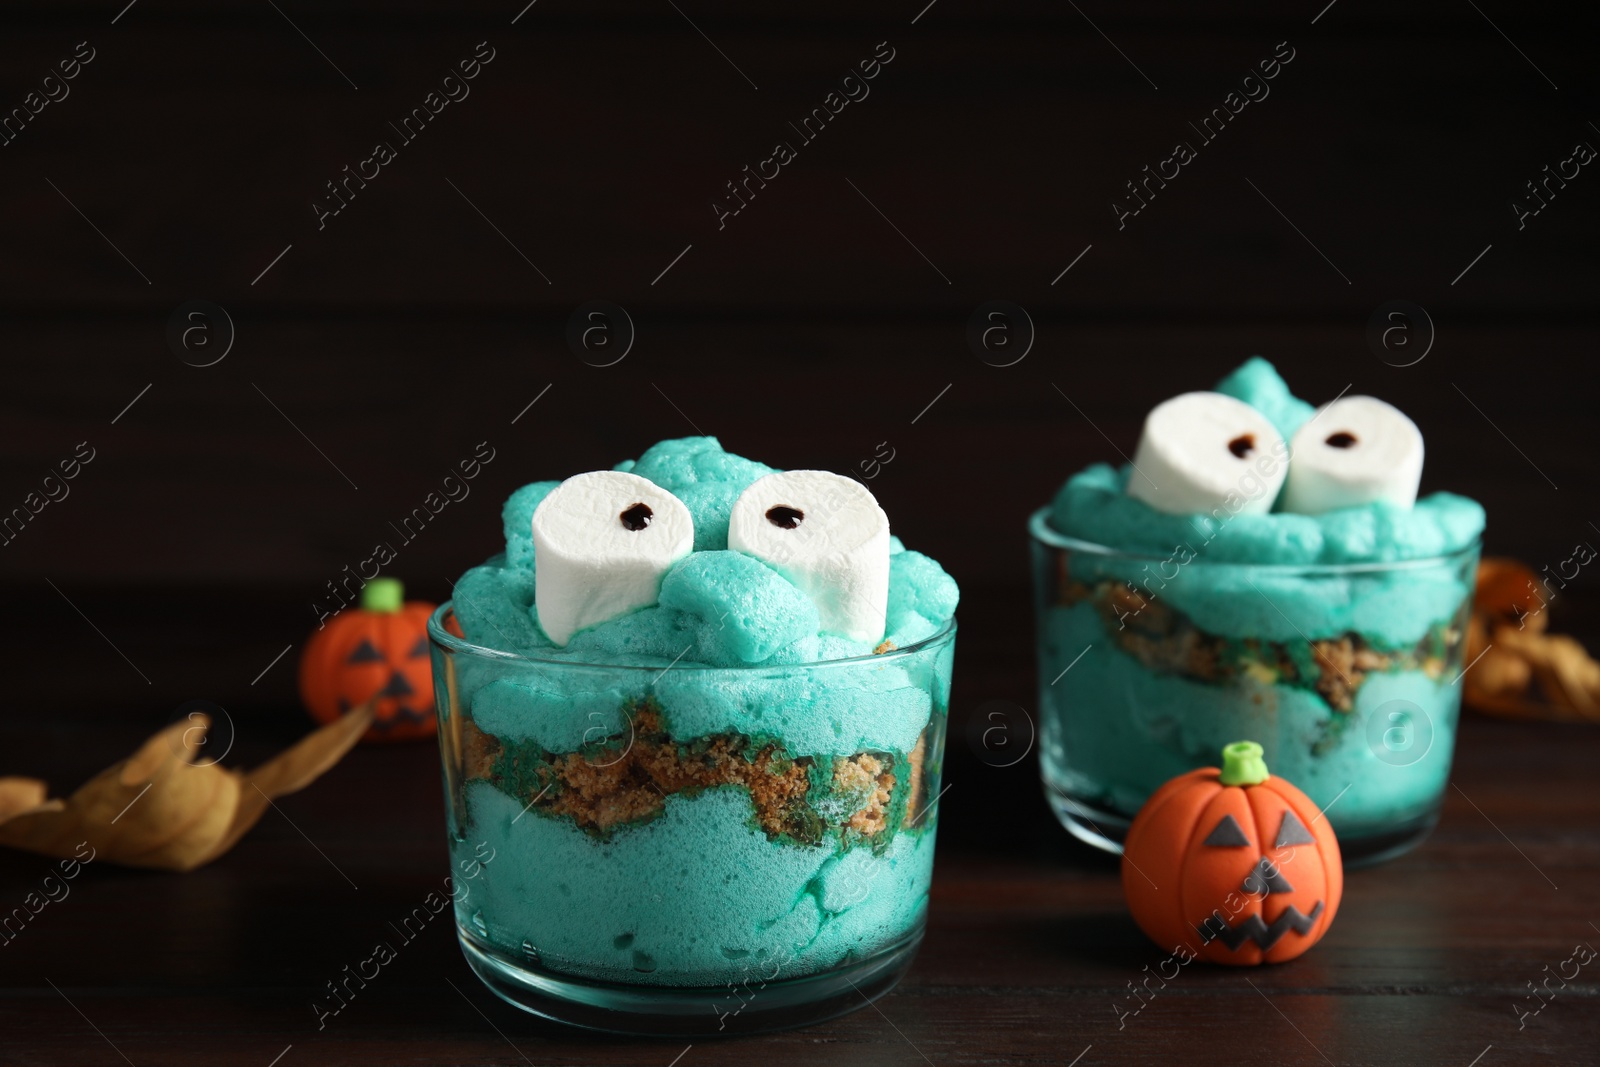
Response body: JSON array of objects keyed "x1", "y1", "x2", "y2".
[
  {"x1": 1046, "y1": 783, "x2": 1442, "y2": 869},
  {"x1": 457, "y1": 925, "x2": 924, "y2": 1036}
]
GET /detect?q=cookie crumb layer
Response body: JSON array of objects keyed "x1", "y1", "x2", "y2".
[
  {"x1": 833, "y1": 754, "x2": 894, "y2": 835},
  {"x1": 1061, "y1": 579, "x2": 1456, "y2": 712},
  {"x1": 460, "y1": 700, "x2": 930, "y2": 847}
]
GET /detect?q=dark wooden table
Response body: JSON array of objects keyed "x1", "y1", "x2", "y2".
[{"x1": 2, "y1": 590, "x2": 1597, "y2": 1067}]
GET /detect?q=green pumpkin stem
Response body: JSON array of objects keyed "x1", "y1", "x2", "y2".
[
  {"x1": 361, "y1": 577, "x2": 405, "y2": 614},
  {"x1": 1218, "y1": 741, "x2": 1269, "y2": 786}
]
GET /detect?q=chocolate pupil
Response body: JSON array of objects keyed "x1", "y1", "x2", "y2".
[
  {"x1": 619, "y1": 503, "x2": 653, "y2": 531},
  {"x1": 766, "y1": 505, "x2": 804, "y2": 529},
  {"x1": 1227, "y1": 434, "x2": 1255, "y2": 459},
  {"x1": 1325, "y1": 431, "x2": 1358, "y2": 449}
]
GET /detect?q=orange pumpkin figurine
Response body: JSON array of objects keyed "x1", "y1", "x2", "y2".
[
  {"x1": 1122, "y1": 741, "x2": 1342, "y2": 965},
  {"x1": 298, "y1": 578, "x2": 438, "y2": 743}
]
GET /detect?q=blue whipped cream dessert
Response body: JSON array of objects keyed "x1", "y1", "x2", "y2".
[
  {"x1": 1032, "y1": 360, "x2": 1484, "y2": 856},
  {"x1": 433, "y1": 438, "x2": 958, "y2": 989}
]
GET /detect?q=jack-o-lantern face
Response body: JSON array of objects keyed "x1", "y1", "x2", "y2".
[
  {"x1": 339, "y1": 634, "x2": 433, "y2": 720},
  {"x1": 299, "y1": 579, "x2": 438, "y2": 743},
  {"x1": 1122, "y1": 742, "x2": 1342, "y2": 965}
]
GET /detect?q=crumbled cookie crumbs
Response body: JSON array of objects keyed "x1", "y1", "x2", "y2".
[
  {"x1": 1312, "y1": 638, "x2": 1362, "y2": 712},
  {"x1": 1180, "y1": 629, "x2": 1224, "y2": 681},
  {"x1": 1078, "y1": 579, "x2": 1459, "y2": 714},
  {"x1": 1105, "y1": 584, "x2": 1172, "y2": 635},
  {"x1": 833, "y1": 754, "x2": 895, "y2": 835},
  {"x1": 904, "y1": 732, "x2": 928, "y2": 826},
  {"x1": 1241, "y1": 659, "x2": 1279, "y2": 686},
  {"x1": 464, "y1": 718, "x2": 503, "y2": 781},
  {"x1": 1353, "y1": 647, "x2": 1391, "y2": 673},
  {"x1": 873, "y1": 639, "x2": 897, "y2": 655},
  {"x1": 463, "y1": 701, "x2": 923, "y2": 845},
  {"x1": 535, "y1": 705, "x2": 816, "y2": 839}
]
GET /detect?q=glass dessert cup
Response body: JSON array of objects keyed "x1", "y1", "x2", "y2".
[
  {"x1": 428, "y1": 604, "x2": 956, "y2": 1036},
  {"x1": 1030, "y1": 510, "x2": 1479, "y2": 867}
]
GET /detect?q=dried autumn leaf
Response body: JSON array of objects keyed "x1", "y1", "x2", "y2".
[
  {"x1": 1527, "y1": 634, "x2": 1600, "y2": 717},
  {"x1": 0, "y1": 704, "x2": 372, "y2": 872},
  {"x1": 1465, "y1": 559, "x2": 1600, "y2": 723},
  {"x1": 1467, "y1": 642, "x2": 1532, "y2": 701}
]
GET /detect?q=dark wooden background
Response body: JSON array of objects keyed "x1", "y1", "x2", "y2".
[{"x1": 3, "y1": 1, "x2": 1598, "y2": 1064}]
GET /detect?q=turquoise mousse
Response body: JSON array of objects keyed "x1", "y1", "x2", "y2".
[
  {"x1": 437, "y1": 437, "x2": 958, "y2": 987},
  {"x1": 1035, "y1": 361, "x2": 1484, "y2": 847}
]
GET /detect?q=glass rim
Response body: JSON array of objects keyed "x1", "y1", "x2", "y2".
[
  {"x1": 427, "y1": 600, "x2": 957, "y2": 672},
  {"x1": 1028, "y1": 507, "x2": 1482, "y2": 573}
]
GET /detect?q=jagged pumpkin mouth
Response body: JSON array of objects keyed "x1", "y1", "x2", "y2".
[{"x1": 1195, "y1": 901, "x2": 1325, "y2": 952}]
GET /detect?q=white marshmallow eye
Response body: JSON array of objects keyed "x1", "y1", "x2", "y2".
[
  {"x1": 531, "y1": 470, "x2": 694, "y2": 645},
  {"x1": 1280, "y1": 396, "x2": 1424, "y2": 514},
  {"x1": 1126, "y1": 392, "x2": 1289, "y2": 516},
  {"x1": 728, "y1": 470, "x2": 891, "y2": 643}
]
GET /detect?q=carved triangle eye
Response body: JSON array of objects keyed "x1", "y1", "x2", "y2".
[
  {"x1": 347, "y1": 638, "x2": 385, "y2": 664},
  {"x1": 1203, "y1": 813, "x2": 1250, "y2": 847},
  {"x1": 1275, "y1": 809, "x2": 1316, "y2": 849},
  {"x1": 408, "y1": 636, "x2": 430, "y2": 658}
]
